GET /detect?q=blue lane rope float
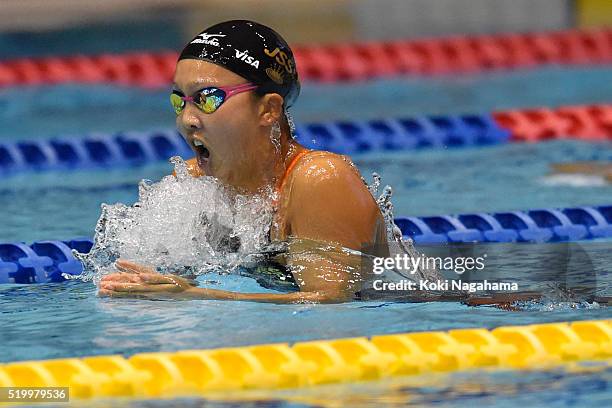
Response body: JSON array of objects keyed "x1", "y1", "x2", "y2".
[
  {"x1": 0, "y1": 238, "x2": 91, "y2": 284},
  {"x1": 396, "y1": 205, "x2": 612, "y2": 244},
  {"x1": 0, "y1": 114, "x2": 509, "y2": 176},
  {"x1": 1, "y1": 205, "x2": 610, "y2": 284},
  {"x1": 0, "y1": 130, "x2": 193, "y2": 174},
  {"x1": 2, "y1": 104, "x2": 610, "y2": 177},
  {"x1": 298, "y1": 114, "x2": 509, "y2": 153}
]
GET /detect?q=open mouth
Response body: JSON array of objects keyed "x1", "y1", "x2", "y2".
[{"x1": 193, "y1": 138, "x2": 210, "y2": 168}]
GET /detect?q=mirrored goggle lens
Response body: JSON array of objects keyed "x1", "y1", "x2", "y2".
[
  {"x1": 170, "y1": 93, "x2": 185, "y2": 115},
  {"x1": 195, "y1": 89, "x2": 226, "y2": 114}
]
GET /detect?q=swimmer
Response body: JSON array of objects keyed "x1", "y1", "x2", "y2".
[
  {"x1": 99, "y1": 20, "x2": 389, "y2": 303},
  {"x1": 97, "y1": 20, "x2": 578, "y2": 309},
  {"x1": 549, "y1": 161, "x2": 612, "y2": 184}
]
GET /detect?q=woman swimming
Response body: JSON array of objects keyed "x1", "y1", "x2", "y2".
[
  {"x1": 99, "y1": 20, "x2": 389, "y2": 303},
  {"x1": 550, "y1": 161, "x2": 612, "y2": 184},
  {"x1": 98, "y1": 20, "x2": 590, "y2": 309}
]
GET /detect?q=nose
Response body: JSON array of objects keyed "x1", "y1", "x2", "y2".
[{"x1": 178, "y1": 102, "x2": 203, "y2": 131}]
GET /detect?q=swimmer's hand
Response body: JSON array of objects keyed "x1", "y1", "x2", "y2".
[
  {"x1": 98, "y1": 259, "x2": 197, "y2": 299},
  {"x1": 98, "y1": 259, "x2": 352, "y2": 303}
]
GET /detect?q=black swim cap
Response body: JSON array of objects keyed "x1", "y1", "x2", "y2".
[{"x1": 179, "y1": 20, "x2": 300, "y2": 108}]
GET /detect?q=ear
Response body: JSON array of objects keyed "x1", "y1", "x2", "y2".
[{"x1": 258, "y1": 93, "x2": 284, "y2": 126}]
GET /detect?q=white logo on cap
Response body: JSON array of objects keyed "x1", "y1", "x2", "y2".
[
  {"x1": 191, "y1": 33, "x2": 226, "y2": 47},
  {"x1": 235, "y1": 49, "x2": 260, "y2": 69}
]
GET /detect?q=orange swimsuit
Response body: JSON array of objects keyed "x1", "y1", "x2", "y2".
[
  {"x1": 271, "y1": 148, "x2": 312, "y2": 208},
  {"x1": 269, "y1": 148, "x2": 323, "y2": 242}
]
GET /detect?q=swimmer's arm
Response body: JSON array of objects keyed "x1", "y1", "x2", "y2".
[
  {"x1": 182, "y1": 287, "x2": 350, "y2": 303},
  {"x1": 101, "y1": 278, "x2": 351, "y2": 303},
  {"x1": 102, "y1": 156, "x2": 383, "y2": 304},
  {"x1": 99, "y1": 260, "x2": 351, "y2": 303},
  {"x1": 281, "y1": 154, "x2": 386, "y2": 299}
]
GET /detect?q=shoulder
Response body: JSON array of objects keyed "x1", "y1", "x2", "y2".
[
  {"x1": 291, "y1": 150, "x2": 363, "y2": 189},
  {"x1": 173, "y1": 157, "x2": 204, "y2": 177},
  {"x1": 285, "y1": 150, "x2": 383, "y2": 247}
]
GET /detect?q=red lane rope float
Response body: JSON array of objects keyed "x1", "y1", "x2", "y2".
[
  {"x1": 0, "y1": 28, "x2": 611, "y2": 88},
  {"x1": 0, "y1": 51, "x2": 178, "y2": 88},
  {"x1": 0, "y1": 104, "x2": 608, "y2": 179},
  {"x1": 493, "y1": 104, "x2": 612, "y2": 142}
]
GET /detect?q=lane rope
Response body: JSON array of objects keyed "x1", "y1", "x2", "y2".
[
  {"x1": 1, "y1": 204, "x2": 610, "y2": 284},
  {"x1": 1, "y1": 104, "x2": 610, "y2": 177},
  {"x1": 1, "y1": 28, "x2": 611, "y2": 88},
  {"x1": 1, "y1": 320, "x2": 609, "y2": 400}
]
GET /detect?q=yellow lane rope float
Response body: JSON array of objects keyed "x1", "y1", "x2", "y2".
[{"x1": 0, "y1": 319, "x2": 610, "y2": 401}]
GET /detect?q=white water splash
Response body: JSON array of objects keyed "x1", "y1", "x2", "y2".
[
  {"x1": 71, "y1": 156, "x2": 276, "y2": 284},
  {"x1": 69, "y1": 155, "x2": 434, "y2": 290},
  {"x1": 540, "y1": 174, "x2": 608, "y2": 187},
  {"x1": 367, "y1": 172, "x2": 440, "y2": 282}
]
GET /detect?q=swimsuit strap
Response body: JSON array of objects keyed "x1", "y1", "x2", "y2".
[{"x1": 272, "y1": 149, "x2": 314, "y2": 207}]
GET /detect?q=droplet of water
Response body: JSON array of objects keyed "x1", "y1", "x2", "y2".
[{"x1": 71, "y1": 156, "x2": 275, "y2": 285}]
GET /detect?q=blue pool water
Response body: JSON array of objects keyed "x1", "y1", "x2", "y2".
[
  {"x1": 1, "y1": 64, "x2": 611, "y2": 407},
  {"x1": 1, "y1": 257, "x2": 610, "y2": 363},
  {"x1": 2, "y1": 67, "x2": 612, "y2": 140},
  {"x1": 109, "y1": 366, "x2": 611, "y2": 407},
  {"x1": 1, "y1": 259, "x2": 611, "y2": 407},
  {"x1": 0, "y1": 139, "x2": 610, "y2": 243}
]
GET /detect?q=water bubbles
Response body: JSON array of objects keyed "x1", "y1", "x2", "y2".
[
  {"x1": 367, "y1": 173, "x2": 439, "y2": 282},
  {"x1": 71, "y1": 156, "x2": 275, "y2": 285},
  {"x1": 367, "y1": 172, "x2": 381, "y2": 196},
  {"x1": 284, "y1": 107, "x2": 297, "y2": 138}
]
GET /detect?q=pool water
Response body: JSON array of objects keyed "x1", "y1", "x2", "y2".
[
  {"x1": 108, "y1": 366, "x2": 611, "y2": 408},
  {"x1": 1, "y1": 263, "x2": 610, "y2": 406},
  {"x1": 1, "y1": 64, "x2": 611, "y2": 407},
  {"x1": 1, "y1": 268, "x2": 610, "y2": 364},
  {"x1": 0, "y1": 139, "x2": 610, "y2": 243},
  {"x1": 0, "y1": 66, "x2": 612, "y2": 139},
  {"x1": 2, "y1": 67, "x2": 612, "y2": 140}
]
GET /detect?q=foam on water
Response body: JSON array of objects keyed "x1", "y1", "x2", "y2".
[
  {"x1": 540, "y1": 174, "x2": 609, "y2": 187},
  {"x1": 72, "y1": 156, "x2": 277, "y2": 284}
]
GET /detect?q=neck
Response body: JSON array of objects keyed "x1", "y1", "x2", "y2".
[
  {"x1": 273, "y1": 131, "x2": 303, "y2": 188},
  {"x1": 233, "y1": 124, "x2": 305, "y2": 196}
]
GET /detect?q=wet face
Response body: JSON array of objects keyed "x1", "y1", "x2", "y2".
[{"x1": 173, "y1": 59, "x2": 280, "y2": 192}]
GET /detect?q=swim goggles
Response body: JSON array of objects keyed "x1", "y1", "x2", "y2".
[{"x1": 170, "y1": 83, "x2": 258, "y2": 115}]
